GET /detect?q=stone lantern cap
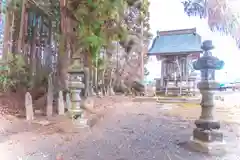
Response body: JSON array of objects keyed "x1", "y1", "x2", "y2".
[
  {"x1": 68, "y1": 59, "x2": 84, "y2": 74},
  {"x1": 201, "y1": 40, "x2": 214, "y2": 51},
  {"x1": 193, "y1": 40, "x2": 224, "y2": 70}
]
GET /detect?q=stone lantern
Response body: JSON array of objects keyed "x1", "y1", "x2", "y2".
[
  {"x1": 67, "y1": 58, "x2": 85, "y2": 119},
  {"x1": 190, "y1": 40, "x2": 225, "y2": 155}
]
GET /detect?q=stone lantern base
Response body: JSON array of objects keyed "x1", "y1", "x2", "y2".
[{"x1": 189, "y1": 128, "x2": 226, "y2": 155}]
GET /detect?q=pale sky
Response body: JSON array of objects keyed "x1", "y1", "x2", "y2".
[{"x1": 146, "y1": 0, "x2": 240, "y2": 82}]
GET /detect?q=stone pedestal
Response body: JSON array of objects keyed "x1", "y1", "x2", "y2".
[
  {"x1": 189, "y1": 135, "x2": 226, "y2": 155},
  {"x1": 193, "y1": 128, "x2": 223, "y2": 142},
  {"x1": 189, "y1": 40, "x2": 226, "y2": 155}
]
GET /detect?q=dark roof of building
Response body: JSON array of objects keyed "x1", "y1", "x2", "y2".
[{"x1": 148, "y1": 28, "x2": 202, "y2": 55}]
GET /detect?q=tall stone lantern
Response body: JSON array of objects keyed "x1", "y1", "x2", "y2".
[
  {"x1": 190, "y1": 40, "x2": 225, "y2": 155},
  {"x1": 67, "y1": 58, "x2": 85, "y2": 119}
]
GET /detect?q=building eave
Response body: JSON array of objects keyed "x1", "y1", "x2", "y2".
[{"x1": 147, "y1": 51, "x2": 202, "y2": 56}]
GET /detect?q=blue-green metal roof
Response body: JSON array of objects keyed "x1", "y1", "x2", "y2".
[{"x1": 148, "y1": 33, "x2": 202, "y2": 55}]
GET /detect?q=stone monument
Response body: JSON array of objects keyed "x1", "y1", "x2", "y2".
[
  {"x1": 65, "y1": 92, "x2": 71, "y2": 110},
  {"x1": 67, "y1": 58, "x2": 85, "y2": 120},
  {"x1": 25, "y1": 92, "x2": 34, "y2": 121},
  {"x1": 47, "y1": 74, "x2": 53, "y2": 117},
  {"x1": 58, "y1": 91, "x2": 65, "y2": 115},
  {"x1": 189, "y1": 40, "x2": 225, "y2": 155}
]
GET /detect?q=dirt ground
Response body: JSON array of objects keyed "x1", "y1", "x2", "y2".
[{"x1": 0, "y1": 97, "x2": 240, "y2": 160}]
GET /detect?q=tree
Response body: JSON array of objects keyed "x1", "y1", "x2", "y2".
[
  {"x1": 182, "y1": 0, "x2": 240, "y2": 46},
  {"x1": 65, "y1": 0, "x2": 151, "y2": 93},
  {"x1": 0, "y1": 0, "x2": 151, "y2": 95}
]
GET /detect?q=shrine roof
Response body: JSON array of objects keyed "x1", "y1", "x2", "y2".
[{"x1": 148, "y1": 28, "x2": 202, "y2": 56}]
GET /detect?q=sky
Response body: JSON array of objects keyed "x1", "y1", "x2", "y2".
[{"x1": 146, "y1": 0, "x2": 240, "y2": 82}]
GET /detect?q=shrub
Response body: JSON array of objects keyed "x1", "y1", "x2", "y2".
[{"x1": 0, "y1": 53, "x2": 31, "y2": 92}]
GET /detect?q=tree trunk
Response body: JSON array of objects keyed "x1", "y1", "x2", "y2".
[
  {"x1": 86, "y1": 51, "x2": 94, "y2": 95},
  {"x1": 9, "y1": 11, "x2": 15, "y2": 54},
  {"x1": 2, "y1": 11, "x2": 11, "y2": 60},
  {"x1": 17, "y1": 0, "x2": 27, "y2": 53},
  {"x1": 30, "y1": 26, "x2": 37, "y2": 87},
  {"x1": 57, "y1": 36, "x2": 69, "y2": 90},
  {"x1": 95, "y1": 58, "x2": 98, "y2": 93},
  {"x1": 57, "y1": 0, "x2": 69, "y2": 90}
]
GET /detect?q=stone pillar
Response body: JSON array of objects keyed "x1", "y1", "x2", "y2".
[
  {"x1": 193, "y1": 80, "x2": 196, "y2": 96},
  {"x1": 160, "y1": 60, "x2": 165, "y2": 87},
  {"x1": 185, "y1": 57, "x2": 189, "y2": 93},
  {"x1": 58, "y1": 91, "x2": 65, "y2": 115},
  {"x1": 25, "y1": 92, "x2": 34, "y2": 121},
  {"x1": 47, "y1": 74, "x2": 53, "y2": 117},
  {"x1": 65, "y1": 92, "x2": 71, "y2": 110},
  {"x1": 189, "y1": 40, "x2": 225, "y2": 155}
]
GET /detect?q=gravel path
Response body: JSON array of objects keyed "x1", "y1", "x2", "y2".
[{"x1": 1, "y1": 102, "x2": 240, "y2": 160}]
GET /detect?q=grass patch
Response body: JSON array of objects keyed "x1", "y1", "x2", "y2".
[
  {"x1": 156, "y1": 100, "x2": 200, "y2": 107},
  {"x1": 157, "y1": 95, "x2": 186, "y2": 98},
  {"x1": 177, "y1": 103, "x2": 200, "y2": 108}
]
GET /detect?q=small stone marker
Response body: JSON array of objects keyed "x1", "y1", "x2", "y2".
[
  {"x1": 91, "y1": 87, "x2": 96, "y2": 96},
  {"x1": 110, "y1": 87, "x2": 115, "y2": 96},
  {"x1": 47, "y1": 74, "x2": 53, "y2": 116},
  {"x1": 58, "y1": 91, "x2": 65, "y2": 115},
  {"x1": 25, "y1": 92, "x2": 34, "y2": 121},
  {"x1": 65, "y1": 92, "x2": 71, "y2": 109},
  {"x1": 98, "y1": 91, "x2": 103, "y2": 98}
]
